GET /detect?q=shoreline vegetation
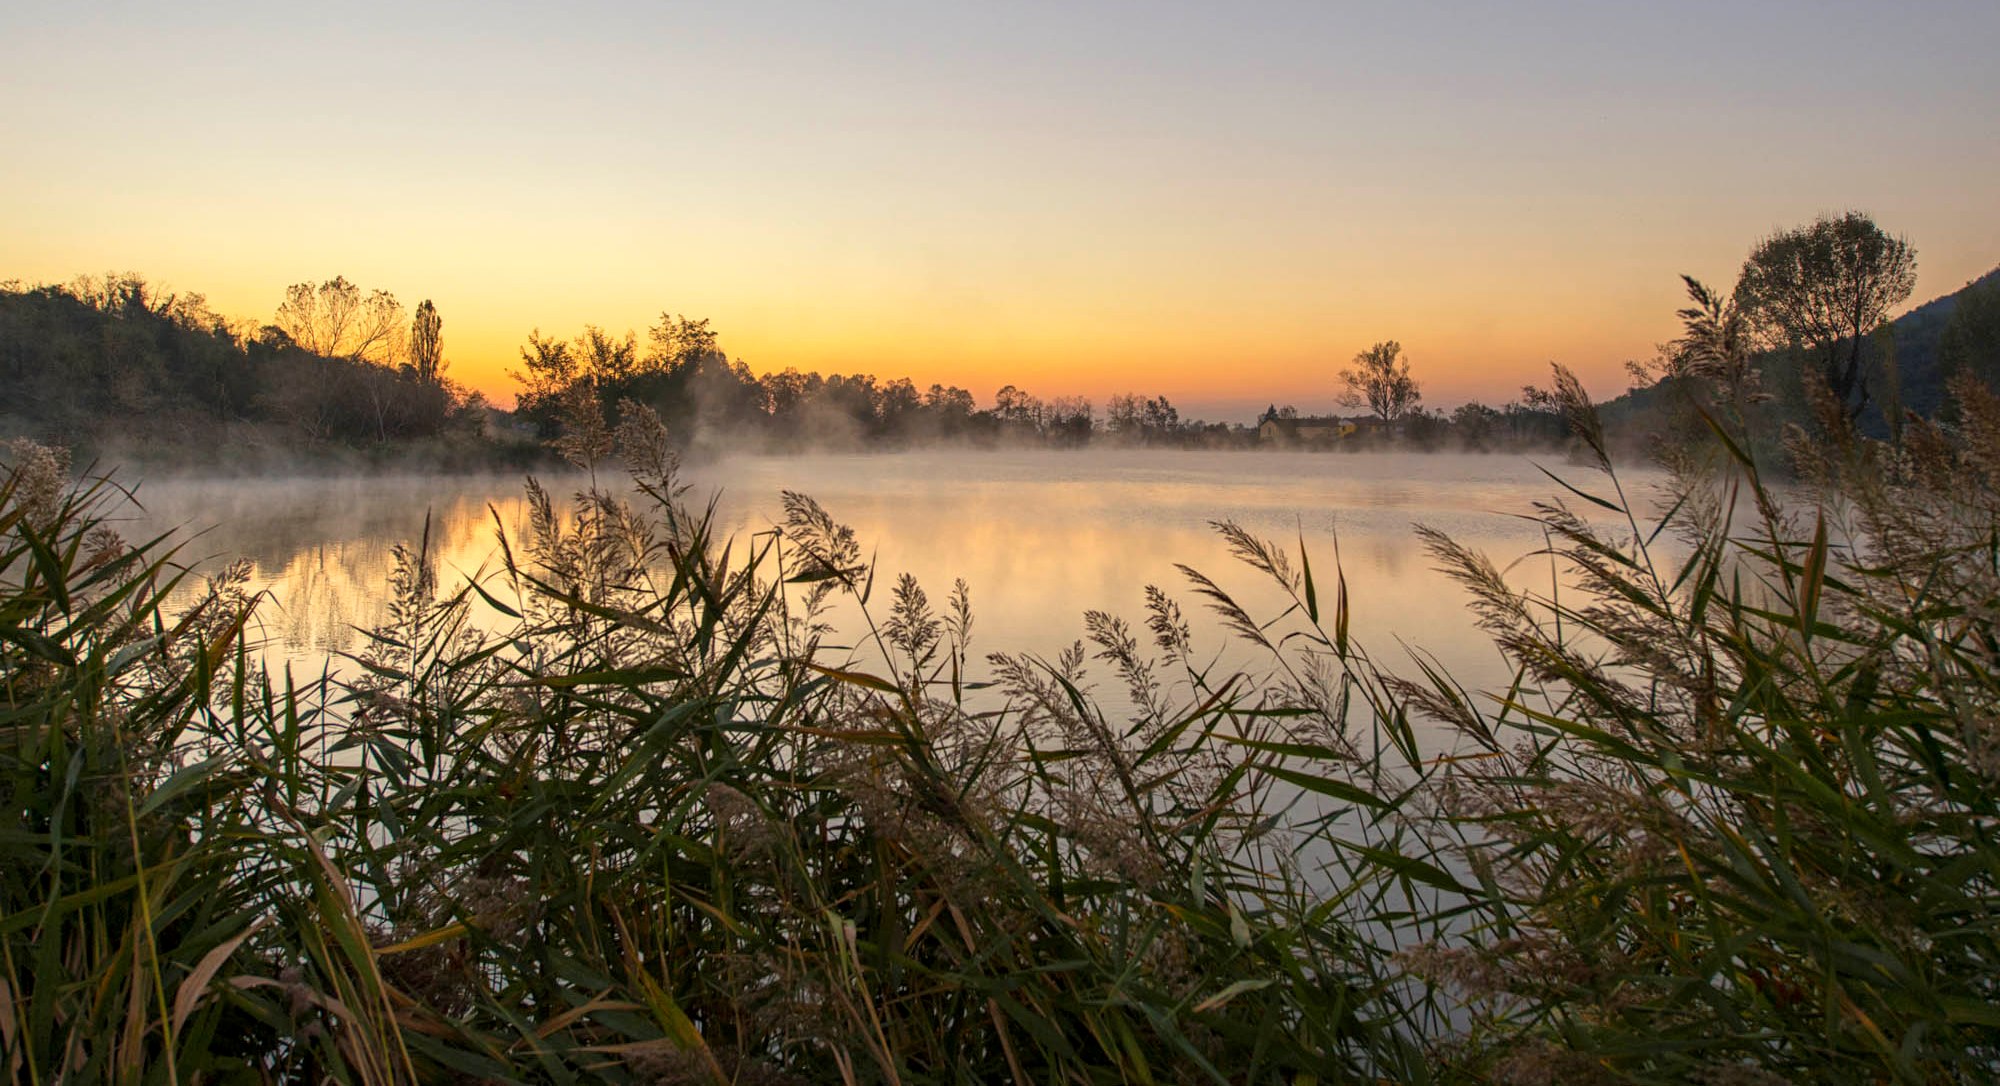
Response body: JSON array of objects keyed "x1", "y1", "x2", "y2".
[
  {"x1": 7, "y1": 236, "x2": 1999, "y2": 477},
  {"x1": 13, "y1": 214, "x2": 1993, "y2": 478},
  {"x1": 0, "y1": 272, "x2": 1583, "y2": 474},
  {"x1": 7, "y1": 254, "x2": 2000, "y2": 1082},
  {"x1": 5, "y1": 253, "x2": 1997, "y2": 477}
]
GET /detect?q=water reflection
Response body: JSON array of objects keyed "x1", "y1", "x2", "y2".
[{"x1": 115, "y1": 450, "x2": 1661, "y2": 701}]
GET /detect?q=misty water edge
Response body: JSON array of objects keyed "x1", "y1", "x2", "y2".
[{"x1": 118, "y1": 448, "x2": 1659, "y2": 734}]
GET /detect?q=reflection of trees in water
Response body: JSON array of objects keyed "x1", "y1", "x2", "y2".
[
  {"x1": 276, "y1": 545, "x2": 365, "y2": 654},
  {"x1": 258, "y1": 504, "x2": 525, "y2": 658},
  {"x1": 1357, "y1": 536, "x2": 1408, "y2": 578},
  {"x1": 118, "y1": 456, "x2": 1655, "y2": 691},
  {"x1": 130, "y1": 480, "x2": 545, "y2": 671},
  {"x1": 125, "y1": 476, "x2": 539, "y2": 569}
]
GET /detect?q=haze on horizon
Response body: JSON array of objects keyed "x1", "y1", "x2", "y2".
[{"x1": 4, "y1": 0, "x2": 1997, "y2": 420}]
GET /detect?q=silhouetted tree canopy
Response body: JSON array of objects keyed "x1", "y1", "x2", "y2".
[
  {"x1": 409, "y1": 299, "x2": 444, "y2": 385},
  {"x1": 1735, "y1": 211, "x2": 1915, "y2": 418},
  {"x1": 273, "y1": 276, "x2": 406, "y2": 365},
  {"x1": 1338, "y1": 340, "x2": 1422, "y2": 422}
]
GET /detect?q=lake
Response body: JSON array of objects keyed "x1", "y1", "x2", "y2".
[{"x1": 112, "y1": 449, "x2": 1661, "y2": 723}]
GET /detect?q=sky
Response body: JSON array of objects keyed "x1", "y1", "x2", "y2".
[{"x1": 4, "y1": 0, "x2": 1997, "y2": 421}]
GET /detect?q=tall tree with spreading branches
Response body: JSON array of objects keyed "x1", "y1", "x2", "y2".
[
  {"x1": 1339, "y1": 340, "x2": 1421, "y2": 423},
  {"x1": 1734, "y1": 211, "x2": 1915, "y2": 418},
  {"x1": 273, "y1": 276, "x2": 406, "y2": 365}
]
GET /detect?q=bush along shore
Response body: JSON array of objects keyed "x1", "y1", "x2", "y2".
[{"x1": 5, "y1": 319, "x2": 2000, "y2": 1082}]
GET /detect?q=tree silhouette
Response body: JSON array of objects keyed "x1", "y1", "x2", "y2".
[
  {"x1": 409, "y1": 299, "x2": 443, "y2": 384},
  {"x1": 1338, "y1": 340, "x2": 1421, "y2": 423},
  {"x1": 273, "y1": 276, "x2": 405, "y2": 365},
  {"x1": 1735, "y1": 211, "x2": 1915, "y2": 418}
]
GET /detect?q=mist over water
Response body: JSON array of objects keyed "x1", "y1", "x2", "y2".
[{"x1": 114, "y1": 449, "x2": 1663, "y2": 706}]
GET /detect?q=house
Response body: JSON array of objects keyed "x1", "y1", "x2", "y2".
[{"x1": 1257, "y1": 405, "x2": 1359, "y2": 445}]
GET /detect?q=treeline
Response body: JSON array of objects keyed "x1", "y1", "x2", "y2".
[
  {"x1": 2, "y1": 269, "x2": 1572, "y2": 467},
  {"x1": 514, "y1": 317, "x2": 1577, "y2": 455},
  {"x1": 20, "y1": 231, "x2": 1993, "y2": 468},
  {"x1": 510, "y1": 316, "x2": 1250, "y2": 450},
  {"x1": 0, "y1": 275, "x2": 527, "y2": 469}
]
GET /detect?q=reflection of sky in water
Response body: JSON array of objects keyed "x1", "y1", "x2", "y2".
[{"x1": 112, "y1": 450, "x2": 1666, "y2": 715}]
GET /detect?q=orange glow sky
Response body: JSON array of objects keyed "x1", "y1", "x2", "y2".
[{"x1": 4, "y1": 2, "x2": 1997, "y2": 420}]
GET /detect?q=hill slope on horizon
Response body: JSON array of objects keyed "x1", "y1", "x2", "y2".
[{"x1": 1599, "y1": 262, "x2": 2000, "y2": 439}]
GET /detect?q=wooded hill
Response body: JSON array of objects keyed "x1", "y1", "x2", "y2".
[
  {"x1": 0, "y1": 276, "x2": 526, "y2": 470},
  {"x1": 1599, "y1": 263, "x2": 2000, "y2": 452}
]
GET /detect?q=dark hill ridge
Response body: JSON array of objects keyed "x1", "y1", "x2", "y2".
[
  {"x1": 1878, "y1": 263, "x2": 2000, "y2": 423},
  {"x1": 1600, "y1": 263, "x2": 2000, "y2": 437}
]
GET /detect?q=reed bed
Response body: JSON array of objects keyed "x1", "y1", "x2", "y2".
[{"x1": 4, "y1": 352, "x2": 1999, "y2": 1083}]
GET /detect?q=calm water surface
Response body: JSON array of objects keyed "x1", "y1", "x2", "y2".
[{"x1": 115, "y1": 450, "x2": 1662, "y2": 706}]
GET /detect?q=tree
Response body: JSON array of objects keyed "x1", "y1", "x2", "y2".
[
  {"x1": 510, "y1": 330, "x2": 578, "y2": 434},
  {"x1": 1940, "y1": 279, "x2": 2000, "y2": 393},
  {"x1": 1338, "y1": 340, "x2": 1421, "y2": 423},
  {"x1": 877, "y1": 377, "x2": 922, "y2": 430},
  {"x1": 409, "y1": 299, "x2": 443, "y2": 384},
  {"x1": 1734, "y1": 211, "x2": 1916, "y2": 417},
  {"x1": 1105, "y1": 393, "x2": 1178, "y2": 444},
  {"x1": 646, "y1": 313, "x2": 722, "y2": 374},
  {"x1": 273, "y1": 276, "x2": 405, "y2": 364},
  {"x1": 763, "y1": 368, "x2": 820, "y2": 416},
  {"x1": 1045, "y1": 396, "x2": 1094, "y2": 445},
  {"x1": 1106, "y1": 394, "x2": 1142, "y2": 437},
  {"x1": 923, "y1": 383, "x2": 975, "y2": 418},
  {"x1": 576, "y1": 326, "x2": 638, "y2": 385},
  {"x1": 992, "y1": 385, "x2": 1042, "y2": 428},
  {"x1": 1451, "y1": 401, "x2": 1501, "y2": 448}
]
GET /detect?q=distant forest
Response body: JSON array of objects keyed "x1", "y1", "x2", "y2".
[
  {"x1": 4, "y1": 244, "x2": 1999, "y2": 470},
  {"x1": 509, "y1": 314, "x2": 1567, "y2": 453},
  {"x1": 0, "y1": 273, "x2": 1565, "y2": 466}
]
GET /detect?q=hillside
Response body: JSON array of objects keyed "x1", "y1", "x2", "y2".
[
  {"x1": 1875, "y1": 264, "x2": 2000, "y2": 423},
  {"x1": 1600, "y1": 263, "x2": 2000, "y2": 443},
  {"x1": 0, "y1": 277, "x2": 534, "y2": 471}
]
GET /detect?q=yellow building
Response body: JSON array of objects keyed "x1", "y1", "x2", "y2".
[{"x1": 1257, "y1": 411, "x2": 1360, "y2": 445}]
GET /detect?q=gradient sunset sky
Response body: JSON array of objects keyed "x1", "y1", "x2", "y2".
[{"x1": 5, "y1": 1, "x2": 1997, "y2": 419}]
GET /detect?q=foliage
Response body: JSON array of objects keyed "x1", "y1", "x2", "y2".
[
  {"x1": 408, "y1": 300, "x2": 444, "y2": 386},
  {"x1": 5, "y1": 269, "x2": 1568, "y2": 459},
  {"x1": 1606, "y1": 264, "x2": 2000, "y2": 453},
  {"x1": 0, "y1": 428, "x2": 1453, "y2": 1082},
  {"x1": 0, "y1": 276, "x2": 506, "y2": 464},
  {"x1": 272, "y1": 276, "x2": 407, "y2": 366},
  {"x1": 1103, "y1": 394, "x2": 1180, "y2": 445},
  {"x1": 1338, "y1": 340, "x2": 1422, "y2": 423},
  {"x1": 1735, "y1": 211, "x2": 1917, "y2": 418},
  {"x1": 1940, "y1": 277, "x2": 2000, "y2": 397}
]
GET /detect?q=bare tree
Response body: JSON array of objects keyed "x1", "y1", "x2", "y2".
[
  {"x1": 409, "y1": 299, "x2": 444, "y2": 384},
  {"x1": 273, "y1": 276, "x2": 406, "y2": 365},
  {"x1": 1734, "y1": 211, "x2": 1915, "y2": 417},
  {"x1": 1338, "y1": 340, "x2": 1421, "y2": 423}
]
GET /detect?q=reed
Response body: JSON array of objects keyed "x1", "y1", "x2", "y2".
[{"x1": 3, "y1": 353, "x2": 1998, "y2": 1083}]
